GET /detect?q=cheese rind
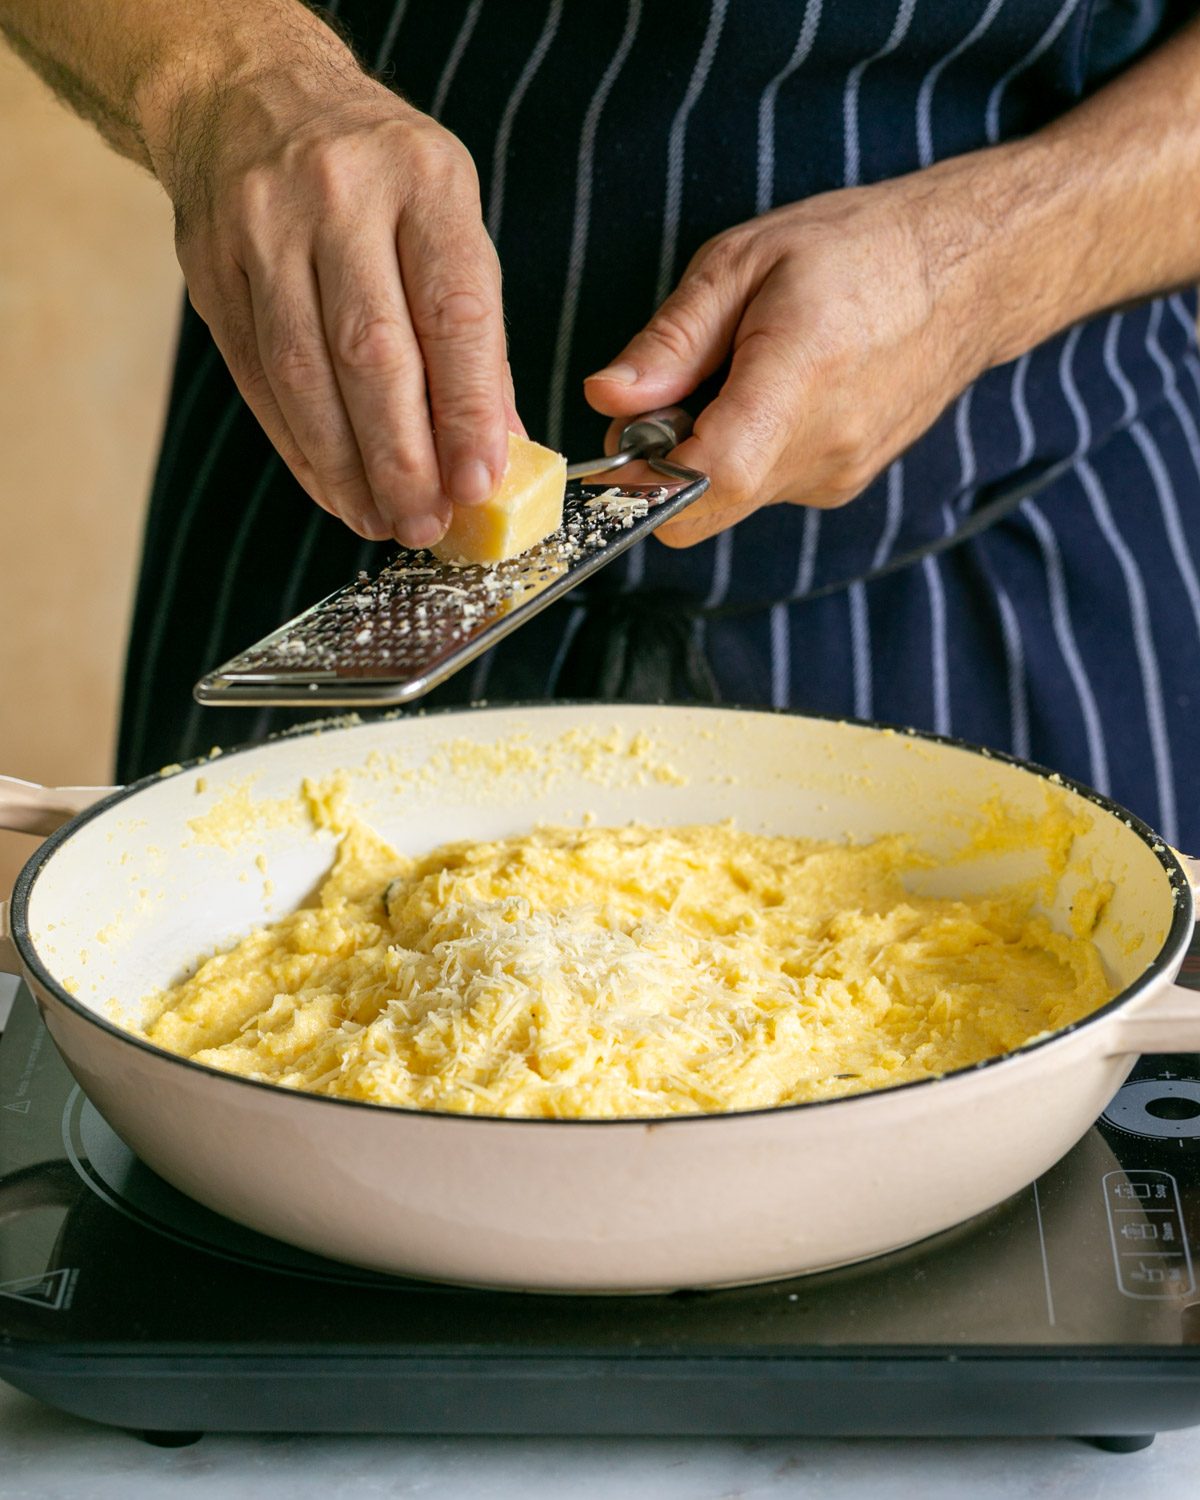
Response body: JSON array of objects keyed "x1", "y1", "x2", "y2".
[{"x1": 432, "y1": 433, "x2": 566, "y2": 564}]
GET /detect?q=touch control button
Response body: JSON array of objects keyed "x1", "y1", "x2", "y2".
[
  {"x1": 1102, "y1": 1079, "x2": 1200, "y2": 1139},
  {"x1": 1103, "y1": 1170, "x2": 1195, "y2": 1299}
]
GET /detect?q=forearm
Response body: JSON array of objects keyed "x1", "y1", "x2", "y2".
[
  {"x1": 0, "y1": 0, "x2": 357, "y2": 180},
  {"x1": 944, "y1": 13, "x2": 1200, "y2": 370}
]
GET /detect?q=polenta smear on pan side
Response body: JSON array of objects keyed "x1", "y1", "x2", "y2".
[{"x1": 140, "y1": 780, "x2": 1116, "y2": 1119}]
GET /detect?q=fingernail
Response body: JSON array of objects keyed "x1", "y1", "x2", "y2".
[
  {"x1": 450, "y1": 459, "x2": 494, "y2": 507},
  {"x1": 395, "y1": 513, "x2": 449, "y2": 551},
  {"x1": 584, "y1": 362, "x2": 638, "y2": 386}
]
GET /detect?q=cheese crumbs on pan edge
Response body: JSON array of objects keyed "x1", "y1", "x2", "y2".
[{"x1": 139, "y1": 778, "x2": 1115, "y2": 1118}]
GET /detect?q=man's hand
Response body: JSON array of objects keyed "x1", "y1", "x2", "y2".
[
  {"x1": 3, "y1": 0, "x2": 522, "y2": 546},
  {"x1": 158, "y1": 58, "x2": 513, "y2": 547},
  {"x1": 583, "y1": 165, "x2": 1001, "y2": 548},
  {"x1": 585, "y1": 8, "x2": 1200, "y2": 547}
]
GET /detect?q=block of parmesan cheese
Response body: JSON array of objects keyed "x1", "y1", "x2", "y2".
[{"x1": 432, "y1": 433, "x2": 566, "y2": 564}]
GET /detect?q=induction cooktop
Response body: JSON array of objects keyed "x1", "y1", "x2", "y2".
[{"x1": 1, "y1": 939, "x2": 1199, "y2": 1452}]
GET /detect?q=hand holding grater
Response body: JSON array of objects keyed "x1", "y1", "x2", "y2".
[{"x1": 193, "y1": 407, "x2": 708, "y2": 708}]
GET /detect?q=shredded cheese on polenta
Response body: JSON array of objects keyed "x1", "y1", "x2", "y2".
[{"x1": 138, "y1": 783, "x2": 1116, "y2": 1119}]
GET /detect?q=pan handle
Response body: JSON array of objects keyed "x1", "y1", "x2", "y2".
[
  {"x1": 1105, "y1": 854, "x2": 1198, "y2": 1056},
  {"x1": 0, "y1": 775, "x2": 116, "y2": 836},
  {"x1": 1106, "y1": 983, "x2": 1200, "y2": 1056},
  {"x1": 0, "y1": 907, "x2": 16, "y2": 976},
  {"x1": 1, "y1": 776, "x2": 117, "y2": 975}
]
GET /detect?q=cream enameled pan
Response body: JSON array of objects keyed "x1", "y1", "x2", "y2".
[{"x1": 1, "y1": 704, "x2": 1196, "y2": 1292}]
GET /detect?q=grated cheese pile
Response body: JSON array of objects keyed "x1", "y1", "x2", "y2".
[{"x1": 140, "y1": 790, "x2": 1115, "y2": 1118}]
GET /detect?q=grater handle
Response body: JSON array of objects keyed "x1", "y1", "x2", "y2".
[
  {"x1": 565, "y1": 406, "x2": 705, "y2": 486},
  {"x1": 617, "y1": 406, "x2": 693, "y2": 455}
]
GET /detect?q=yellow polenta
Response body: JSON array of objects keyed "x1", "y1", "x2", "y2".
[{"x1": 141, "y1": 799, "x2": 1115, "y2": 1119}]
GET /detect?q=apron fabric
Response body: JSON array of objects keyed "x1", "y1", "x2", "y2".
[{"x1": 117, "y1": 0, "x2": 1200, "y2": 849}]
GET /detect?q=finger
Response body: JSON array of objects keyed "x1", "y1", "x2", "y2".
[
  {"x1": 187, "y1": 264, "x2": 342, "y2": 524},
  {"x1": 583, "y1": 243, "x2": 758, "y2": 417},
  {"x1": 244, "y1": 249, "x2": 403, "y2": 544},
  {"x1": 316, "y1": 221, "x2": 451, "y2": 548},
  {"x1": 653, "y1": 328, "x2": 798, "y2": 549},
  {"x1": 504, "y1": 359, "x2": 527, "y2": 438},
  {"x1": 400, "y1": 199, "x2": 509, "y2": 509}
]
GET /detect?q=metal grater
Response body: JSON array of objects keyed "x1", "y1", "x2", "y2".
[{"x1": 193, "y1": 408, "x2": 708, "y2": 708}]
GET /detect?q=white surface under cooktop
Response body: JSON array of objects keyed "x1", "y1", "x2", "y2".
[{"x1": 3, "y1": 1379, "x2": 1199, "y2": 1500}]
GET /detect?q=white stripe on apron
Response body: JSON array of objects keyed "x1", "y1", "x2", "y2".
[
  {"x1": 486, "y1": 0, "x2": 564, "y2": 241},
  {"x1": 656, "y1": 0, "x2": 729, "y2": 304},
  {"x1": 545, "y1": 0, "x2": 643, "y2": 450}
]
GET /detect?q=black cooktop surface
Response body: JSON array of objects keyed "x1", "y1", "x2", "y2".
[{"x1": 2, "y1": 944, "x2": 1199, "y2": 1446}]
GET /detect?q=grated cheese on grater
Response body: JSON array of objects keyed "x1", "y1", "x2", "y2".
[{"x1": 136, "y1": 782, "x2": 1116, "y2": 1119}]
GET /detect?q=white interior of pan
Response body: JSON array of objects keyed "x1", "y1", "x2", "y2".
[{"x1": 22, "y1": 703, "x2": 1179, "y2": 1030}]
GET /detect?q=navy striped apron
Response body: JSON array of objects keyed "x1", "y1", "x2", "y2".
[{"x1": 117, "y1": 0, "x2": 1200, "y2": 849}]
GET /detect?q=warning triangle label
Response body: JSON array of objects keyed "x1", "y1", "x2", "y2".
[
  {"x1": 0, "y1": 1268, "x2": 75, "y2": 1311},
  {"x1": 3, "y1": 1100, "x2": 31, "y2": 1114}
]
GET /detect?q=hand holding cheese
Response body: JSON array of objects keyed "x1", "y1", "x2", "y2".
[
  {"x1": 2, "y1": 0, "x2": 519, "y2": 551},
  {"x1": 431, "y1": 433, "x2": 566, "y2": 564}
]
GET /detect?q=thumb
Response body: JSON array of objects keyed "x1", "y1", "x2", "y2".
[{"x1": 583, "y1": 251, "x2": 750, "y2": 417}]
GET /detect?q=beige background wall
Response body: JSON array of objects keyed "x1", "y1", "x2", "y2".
[{"x1": 0, "y1": 50, "x2": 180, "y2": 896}]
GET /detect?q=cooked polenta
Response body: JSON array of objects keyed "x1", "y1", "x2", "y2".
[{"x1": 140, "y1": 790, "x2": 1114, "y2": 1119}]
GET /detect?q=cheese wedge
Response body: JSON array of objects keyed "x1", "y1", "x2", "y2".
[{"x1": 432, "y1": 432, "x2": 566, "y2": 564}]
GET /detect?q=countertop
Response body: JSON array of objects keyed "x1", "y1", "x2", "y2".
[{"x1": 3, "y1": 1380, "x2": 1200, "y2": 1500}]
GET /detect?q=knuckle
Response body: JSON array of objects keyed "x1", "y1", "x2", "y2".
[
  {"x1": 827, "y1": 408, "x2": 869, "y2": 464},
  {"x1": 208, "y1": 314, "x2": 261, "y2": 393},
  {"x1": 181, "y1": 250, "x2": 235, "y2": 321},
  {"x1": 365, "y1": 450, "x2": 435, "y2": 503},
  {"x1": 184, "y1": 276, "x2": 212, "y2": 322},
  {"x1": 715, "y1": 385, "x2": 791, "y2": 462},
  {"x1": 406, "y1": 126, "x2": 477, "y2": 189},
  {"x1": 645, "y1": 305, "x2": 703, "y2": 362},
  {"x1": 268, "y1": 343, "x2": 323, "y2": 393},
  {"x1": 414, "y1": 284, "x2": 494, "y2": 342},
  {"x1": 694, "y1": 230, "x2": 746, "y2": 278},
  {"x1": 233, "y1": 352, "x2": 275, "y2": 405},
  {"x1": 833, "y1": 454, "x2": 877, "y2": 500},
  {"x1": 286, "y1": 449, "x2": 317, "y2": 485},
  {"x1": 430, "y1": 383, "x2": 500, "y2": 431},
  {"x1": 297, "y1": 140, "x2": 363, "y2": 209},
  {"x1": 710, "y1": 450, "x2": 762, "y2": 510},
  {"x1": 225, "y1": 165, "x2": 277, "y2": 231},
  {"x1": 686, "y1": 233, "x2": 724, "y2": 272},
  {"x1": 314, "y1": 453, "x2": 370, "y2": 496},
  {"x1": 822, "y1": 411, "x2": 877, "y2": 493},
  {"x1": 263, "y1": 323, "x2": 325, "y2": 393},
  {"x1": 687, "y1": 227, "x2": 735, "y2": 272},
  {"x1": 332, "y1": 313, "x2": 409, "y2": 373}
]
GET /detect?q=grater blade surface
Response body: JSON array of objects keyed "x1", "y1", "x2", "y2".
[{"x1": 193, "y1": 475, "x2": 707, "y2": 708}]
